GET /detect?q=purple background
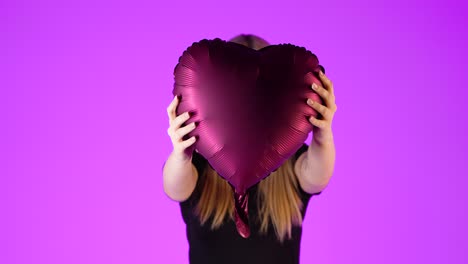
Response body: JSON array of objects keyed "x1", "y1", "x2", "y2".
[{"x1": 2, "y1": 0, "x2": 467, "y2": 263}]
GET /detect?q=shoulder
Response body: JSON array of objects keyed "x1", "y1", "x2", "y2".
[
  {"x1": 294, "y1": 143, "x2": 309, "y2": 161},
  {"x1": 192, "y1": 150, "x2": 208, "y2": 175},
  {"x1": 179, "y1": 151, "x2": 207, "y2": 210}
]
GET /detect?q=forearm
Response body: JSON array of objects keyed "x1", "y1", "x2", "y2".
[
  {"x1": 162, "y1": 151, "x2": 197, "y2": 201},
  {"x1": 304, "y1": 134, "x2": 336, "y2": 187}
]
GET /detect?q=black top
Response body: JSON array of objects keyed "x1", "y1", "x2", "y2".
[{"x1": 179, "y1": 143, "x2": 321, "y2": 264}]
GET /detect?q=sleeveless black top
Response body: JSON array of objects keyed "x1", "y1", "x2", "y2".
[{"x1": 179, "y1": 143, "x2": 321, "y2": 264}]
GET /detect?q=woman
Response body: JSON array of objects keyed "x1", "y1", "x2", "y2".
[{"x1": 163, "y1": 34, "x2": 337, "y2": 264}]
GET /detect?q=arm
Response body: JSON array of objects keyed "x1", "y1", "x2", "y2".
[
  {"x1": 163, "y1": 152, "x2": 198, "y2": 202},
  {"x1": 295, "y1": 137, "x2": 335, "y2": 194},
  {"x1": 163, "y1": 95, "x2": 199, "y2": 202},
  {"x1": 295, "y1": 69, "x2": 337, "y2": 194}
]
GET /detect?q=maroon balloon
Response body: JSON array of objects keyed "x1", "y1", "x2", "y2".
[{"x1": 172, "y1": 38, "x2": 325, "y2": 238}]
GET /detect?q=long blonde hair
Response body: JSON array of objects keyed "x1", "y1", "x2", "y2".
[{"x1": 195, "y1": 34, "x2": 305, "y2": 243}]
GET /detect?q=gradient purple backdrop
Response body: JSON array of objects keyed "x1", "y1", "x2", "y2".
[{"x1": 2, "y1": 0, "x2": 467, "y2": 263}]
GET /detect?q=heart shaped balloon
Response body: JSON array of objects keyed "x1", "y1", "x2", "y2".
[{"x1": 172, "y1": 38, "x2": 325, "y2": 237}]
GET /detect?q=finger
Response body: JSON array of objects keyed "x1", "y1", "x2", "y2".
[
  {"x1": 180, "y1": 136, "x2": 197, "y2": 149},
  {"x1": 170, "y1": 111, "x2": 190, "y2": 130},
  {"x1": 309, "y1": 115, "x2": 328, "y2": 129},
  {"x1": 174, "y1": 122, "x2": 197, "y2": 141},
  {"x1": 317, "y1": 70, "x2": 334, "y2": 95},
  {"x1": 311, "y1": 83, "x2": 335, "y2": 107},
  {"x1": 166, "y1": 95, "x2": 179, "y2": 121},
  {"x1": 307, "y1": 99, "x2": 332, "y2": 120}
]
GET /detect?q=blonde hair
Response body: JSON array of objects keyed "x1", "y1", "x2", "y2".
[
  {"x1": 195, "y1": 157, "x2": 304, "y2": 243},
  {"x1": 195, "y1": 34, "x2": 305, "y2": 242}
]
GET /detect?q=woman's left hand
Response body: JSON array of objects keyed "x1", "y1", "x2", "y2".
[{"x1": 306, "y1": 70, "x2": 338, "y2": 145}]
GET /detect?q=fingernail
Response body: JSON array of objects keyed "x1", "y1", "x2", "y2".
[
  {"x1": 312, "y1": 83, "x2": 317, "y2": 90},
  {"x1": 319, "y1": 70, "x2": 324, "y2": 76}
]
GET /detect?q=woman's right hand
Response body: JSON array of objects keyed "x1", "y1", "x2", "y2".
[{"x1": 166, "y1": 95, "x2": 197, "y2": 162}]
